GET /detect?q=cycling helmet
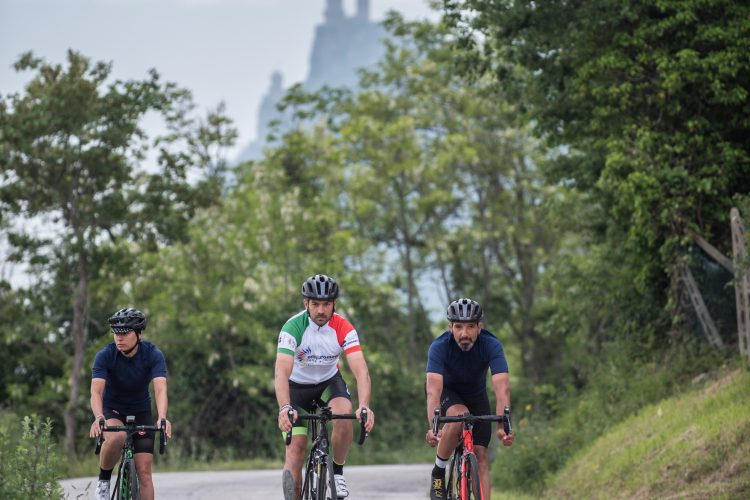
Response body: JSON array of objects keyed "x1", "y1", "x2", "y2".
[
  {"x1": 447, "y1": 298, "x2": 483, "y2": 323},
  {"x1": 301, "y1": 274, "x2": 339, "y2": 300},
  {"x1": 108, "y1": 307, "x2": 148, "y2": 333}
]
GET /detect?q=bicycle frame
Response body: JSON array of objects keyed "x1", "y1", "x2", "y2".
[
  {"x1": 95, "y1": 416, "x2": 167, "y2": 500},
  {"x1": 432, "y1": 407, "x2": 511, "y2": 500},
  {"x1": 285, "y1": 405, "x2": 368, "y2": 500}
]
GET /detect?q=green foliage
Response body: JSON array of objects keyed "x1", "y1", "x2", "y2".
[
  {"x1": 491, "y1": 339, "x2": 725, "y2": 493},
  {"x1": 547, "y1": 368, "x2": 750, "y2": 498},
  {"x1": 0, "y1": 414, "x2": 64, "y2": 499}
]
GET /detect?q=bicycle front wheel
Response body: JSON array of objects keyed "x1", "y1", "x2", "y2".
[
  {"x1": 465, "y1": 452, "x2": 482, "y2": 500},
  {"x1": 445, "y1": 451, "x2": 460, "y2": 500},
  {"x1": 117, "y1": 459, "x2": 140, "y2": 500},
  {"x1": 316, "y1": 454, "x2": 332, "y2": 500}
]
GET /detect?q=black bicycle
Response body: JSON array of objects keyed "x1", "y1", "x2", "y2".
[
  {"x1": 285, "y1": 405, "x2": 368, "y2": 500},
  {"x1": 432, "y1": 407, "x2": 511, "y2": 500},
  {"x1": 94, "y1": 416, "x2": 168, "y2": 500}
]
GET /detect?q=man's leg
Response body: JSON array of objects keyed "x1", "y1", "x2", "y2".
[
  {"x1": 133, "y1": 452, "x2": 154, "y2": 500},
  {"x1": 284, "y1": 434, "x2": 307, "y2": 500},
  {"x1": 475, "y1": 445, "x2": 490, "y2": 500},
  {"x1": 329, "y1": 396, "x2": 354, "y2": 464},
  {"x1": 329, "y1": 396, "x2": 353, "y2": 498}
]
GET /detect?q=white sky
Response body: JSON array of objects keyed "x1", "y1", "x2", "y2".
[{"x1": 0, "y1": 0, "x2": 439, "y2": 160}]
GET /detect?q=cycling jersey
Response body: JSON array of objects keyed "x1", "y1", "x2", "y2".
[
  {"x1": 92, "y1": 341, "x2": 168, "y2": 414},
  {"x1": 426, "y1": 329, "x2": 508, "y2": 397},
  {"x1": 277, "y1": 310, "x2": 361, "y2": 384}
]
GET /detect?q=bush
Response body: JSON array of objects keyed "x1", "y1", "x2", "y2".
[{"x1": 0, "y1": 414, "x2": 64, "y2": 499}]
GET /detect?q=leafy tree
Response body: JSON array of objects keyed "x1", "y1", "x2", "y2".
[
  {"x1": 444, "y1": 0, "x2": 750, "y2": 336},
  {"x1": 0, "y1": 50, "x2": 235, "y2": 453}
]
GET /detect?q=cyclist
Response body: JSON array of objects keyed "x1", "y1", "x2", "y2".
[
  {"x1": 275, "y1": 274, "x2": 375, "y2": 500},
  {"x1": 88, "y1": 307, "x2": 172, "y2": 500},
  {"x1": 425, "y1": 298, "x2": 514, "y2": 500}
]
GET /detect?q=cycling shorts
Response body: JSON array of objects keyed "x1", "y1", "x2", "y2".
[
  {"x1": 287, "y1": 371, "x2": 351, "y2": 436},
  {"x1": 103, "y1": 407, "x2": 155, "y2": 454},
  {"x1": 439, "y1": 387, "x2": 492, "y2": 448}
]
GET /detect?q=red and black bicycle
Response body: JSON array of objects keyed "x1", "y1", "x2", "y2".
[{"x1": 432, "y1": 407, "x2": 512, "y2": 500}]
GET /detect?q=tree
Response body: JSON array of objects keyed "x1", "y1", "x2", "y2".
[
  {"x1": 445, "y1": 0, "x2": 750, "y2": 337},
  {"x1": 0, "y1": 50, "x2": 235, "y2": 453}
]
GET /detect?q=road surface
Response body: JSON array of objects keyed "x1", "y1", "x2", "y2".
[{"x1": 60, "y1": 463, "x2": 432, "y2": 499}]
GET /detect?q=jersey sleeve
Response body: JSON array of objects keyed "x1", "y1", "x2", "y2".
[
  {"x1": 488, "y1": 337, "x2": 509, "y2": 374},
  {"x1": 330, "y1": 314, "x2": 361, "y2": 355},
  {"x1": 426, "y1": 340, "x2": 445, "y2": 375},
  {"x1": 91, "y1": 348, "x2": 109, "y2": 380},
  {"x1": 278, "y1": 312, "x2": 306, "y2": 356},
  {"x1": 150, "y1": 347, "x2": 169, "y2": 379}
]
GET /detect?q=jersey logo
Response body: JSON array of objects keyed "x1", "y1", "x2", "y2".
[{"x1": 296, "y1": 346, "x2": 312, "y2": 367}]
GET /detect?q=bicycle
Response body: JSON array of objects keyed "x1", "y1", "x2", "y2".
[
  {"x1": 94, "y1": 416, "x2": 168, "y2": 500},
  {"x1": 431, "y1": 406, "x2": 511, "y2": 500},
  {"x1": 285, "y1": 404, "x2": 369, "y2": 500}
]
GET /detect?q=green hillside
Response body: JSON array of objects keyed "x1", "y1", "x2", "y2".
[{"x1": 543, "y1": 369, "x2": 750, "y2": 499}]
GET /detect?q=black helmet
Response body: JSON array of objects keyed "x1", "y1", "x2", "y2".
[
  {"x1": 301, "y1": 274, "x2": 339, "y2": 300},
  {"x1": 447, "y1": 298, "x2": 483, "y2": 323},
  {"x1": 108, "y1": 307, "x2": 147, "y2": 333}
]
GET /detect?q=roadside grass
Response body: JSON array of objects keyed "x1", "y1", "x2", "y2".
[{"x1": 545, "y1": 368, "x2": 750, "y2": 499}]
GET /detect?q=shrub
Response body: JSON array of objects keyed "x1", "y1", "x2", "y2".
[{"x1": 0, "y1": 415, "x2": 64, "y2": 499}]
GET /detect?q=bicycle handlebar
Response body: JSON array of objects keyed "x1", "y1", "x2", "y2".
[
  {"x1": 432, "y1": 407, "x2": 512, "y2": 436},
  {"x1": 95, "y1": 417, "x2": 168, "y2": 456},
  {"x1": 285, "y1": 406, "x2": 369, "y2": 446}
]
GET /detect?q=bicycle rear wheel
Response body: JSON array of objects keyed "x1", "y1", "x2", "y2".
[{"x1": 465, "y1": 452, "x2": 482, "y2": 500}]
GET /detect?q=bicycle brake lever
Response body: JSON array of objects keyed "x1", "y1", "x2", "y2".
[
  {"x1": 432, "y1": 408, "x2": 440, "y2": 436},
  {"x1": 358, "y1": 408, "x2": 368, "y2": 445},
  {"x1": 503, "y1": 406, "x2": 512, "y2": 435},
  {"x1": 94, "y1": 418, "x2": 105, "y2": 455},
  {"x1": 159, "y1": 418, "x2": 167, "y2": 455},
  {"x1": 285, "y1": 408, "x2": 295, "y2": 446}
]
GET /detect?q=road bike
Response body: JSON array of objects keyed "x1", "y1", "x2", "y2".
[
  {"x1": 432, "y1": 407, "x2": 511, "y2": 500},
  {"x1": 286, "y1": 404, "x2": 368, "y2": 500},
  {"x1": 94, "y1": 416, "x2": 168, "y2": 500}
]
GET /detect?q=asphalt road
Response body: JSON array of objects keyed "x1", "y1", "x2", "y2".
[{"x1": 60, "y1": 463, "x2": 433, "y2": 499}]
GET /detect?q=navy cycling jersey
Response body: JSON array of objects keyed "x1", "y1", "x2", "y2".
[
  {"x1": 426, "y1": 329, "x2": 508, "y2": 397},
  {"x1": 92, "y1": 341, "x2": 168, "y2": 414}
]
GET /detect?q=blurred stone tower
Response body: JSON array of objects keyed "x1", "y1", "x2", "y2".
[{"x1": 235, "y1": 0, "x2": 385, "y2": 163}]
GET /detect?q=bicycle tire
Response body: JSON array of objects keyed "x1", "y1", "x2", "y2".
[
  {"x1": 326, "y1": 454, "x2": 336, "y2": 499},
  {"x1": 466, "y1": 452, "x2": 482, "y2": 500},
  {"x1": 316, "y1": 454, "x2": 330, "y2": 500},
  {"x1": 302, "y1": 456, "x2": 315, "y2": 500},
  {"x1": 446, "y1": 451, "x2": 460, "y2": 500}
]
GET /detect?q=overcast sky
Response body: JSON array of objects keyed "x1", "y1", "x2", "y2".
[{"x1": 0, "y1": 0, "x2": 439, "y2": 160}]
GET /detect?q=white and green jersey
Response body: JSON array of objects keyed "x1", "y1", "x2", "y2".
[{"x1": 277, "y1": 310, "x2": 362, "y2": 384}]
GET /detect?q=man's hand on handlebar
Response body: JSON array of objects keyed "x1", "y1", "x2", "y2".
[
  {"x1": 278, "y1": 406, "x2": 298, "y2": 433},
  {"x1": 89, "y1": 417, "x2": 105, "y2": 439},
  {"x1": 356, "y1": 405, "x2": 375, "y2": 433},
  {"x1": 158, "y1": 418, "x2": 173, "y2": 439}
]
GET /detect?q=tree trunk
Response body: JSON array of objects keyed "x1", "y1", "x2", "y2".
[{"x1": 64, "y1": 250, "x2": 89, "y2": 455}]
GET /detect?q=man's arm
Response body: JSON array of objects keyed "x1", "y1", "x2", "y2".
[
  {"x1": 345, "y1": 351, "x2": 370, "y2": 408},
  {"x1": 491, "y1": 372, "x2": 513, "y2": 445},
  {"x1": 346, "y1": 351, "x2": 375, "y2": 432},
  {"x1": 152, "y1": 376, "x2": 172, "y2": 438},
  {"x1": 153, "y1": 377, "x2": 168, "y2": 421},
  {"x1": 89, "y1": 378, "x2": 106, "y2": 438},
  {"x1": 425, "y1": 372, "x2": 444, "y2": 446},
  {"x1": 425, "y1": 372, "x2": 443, "y2": 426},
  {"x1": 275, "y1": 353, "x2": 296, "y2": 432}
]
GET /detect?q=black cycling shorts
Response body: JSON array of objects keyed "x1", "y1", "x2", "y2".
[
  {"x1": 288, "y1": 371, "x2": 351, "y2": 435},
  {"x1": 103, "y1": 407, "x2": 155, "y2": 454},
  {"x1": 439, "y1": 387, "x2": 492, "y2": 448}
]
